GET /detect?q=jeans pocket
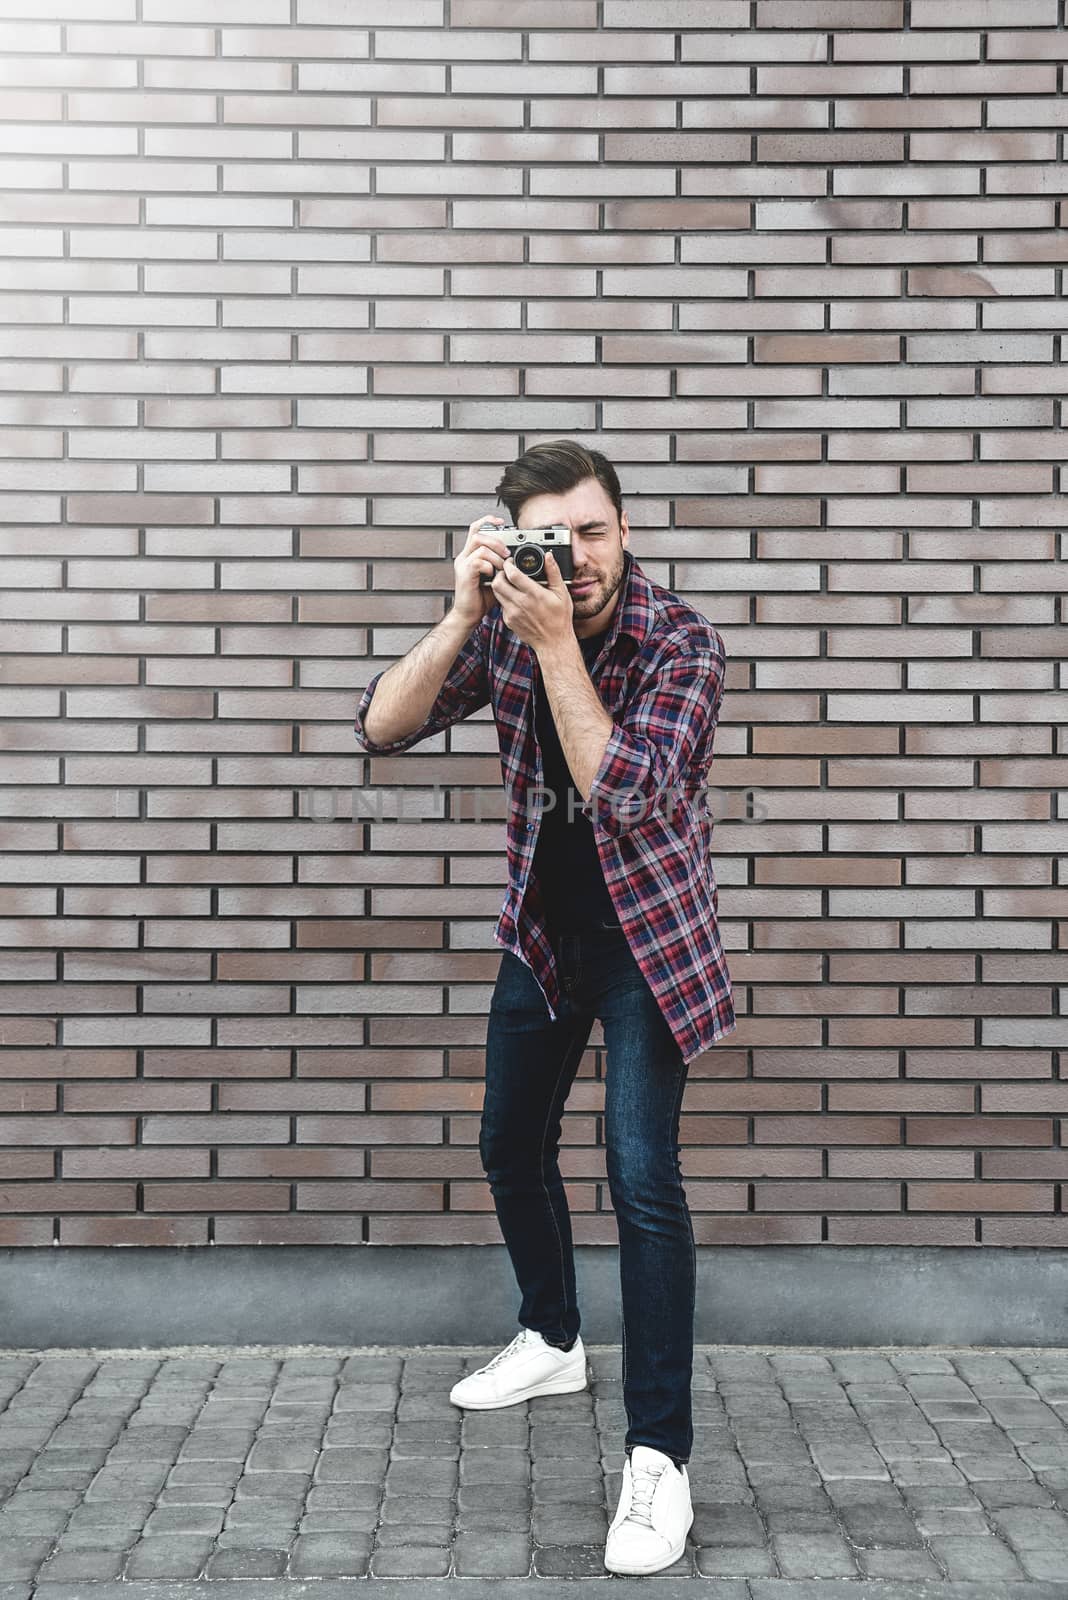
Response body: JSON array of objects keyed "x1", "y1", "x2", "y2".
[{"x1": 490, "y1": 950, "x2": 550, "y2": 1028}]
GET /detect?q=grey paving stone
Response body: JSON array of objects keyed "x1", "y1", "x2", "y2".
[
  {"x1": 976, "y1": 1479, "x2": 1059, "y2": 1508},
  {"x1": 31, "y1": 1545, "x2": 125, "y2": 1581},
  {"x1": 374, "y1": 1519, "x2": 454, "y2": 1547},
  {"x1": 530, "y1": 1422, "x2": 598, "y2": 1456},
  {"x1": 837, "y1": 1500, "x2": 927, "y2": 1546},
  {"x1": 771, "y1": 1531, "x2": 863, "y2": 1578},
  {"x1": 305, "y1": 1480, "x2": 381, "y2": 1509},
  {"x1": 245, "y1": 1438, "x2": 321, "y2": 1473},
  {"x1": 369, "y1": 1544, "x2": 453, "y2": 1575},
  {"x1": 228, "y1": 1469, "x2": 309, "y2": 1498},
  {"x1": 531, "y1": 1504, "x2": 608, "y2": 1543},
  {"x1": 61, "y1": 1497, "x2": 151, "y2": 1530},
  {"x1": 214, "y1": 1526, "x2": 298, "y2": 1549},
  {"x1": 531, "y1": 1541, "x2": 617, "y2": 1576},
  {"x1": 765, "y1": 1511, "x2": 846, "y2": 1537},
  {"x1": 914, "y1": 1504, "x2": 994, "y2": 1535},
  {"x1": 299, "y1": 1506, "x2": 379, "y2": 1534},
  {"x1": 458, "y1": 1446, "x2": 529, "y2": 1485},
  {"x1": 390, "y1": 1436, "x2": 459, "y2": 1460},
  {"x1": 928, "y1": 1532, "x2": 1028, "y2": 1579},
  {"x1": 692, "y1": 1501, "x2": 767, "y2": 1544},
  {"x1": 752, "y1": 1484, "x2": 827, "y2": 1513},
  {"x1": 1017, "y1": 1546, "x2": 1068, "y2": 1579},
  {"x1": 313, "y1": 1446, "x2": 388, "y2": 1481},
  {"x1": 323, "y1": 1417, "x2": 393, "y2": 1446},
  {"x1": 158, "y1": 1473, "x2": 234, "y2": 1495},
  {"x1": 993, "y1": 1505, "x2": 1068, "y2": 1548},
  {"x1": 695, "y1": 1542, "x2": 780, "y2": 1576},
  {"x1": 202, "y1": 1544, "x2": 290, "y2": 1577},
  {"x1": 84, "y1": 1466, "x2": 170, "y2": 1497},
  {"x1": 222, "y1": 1495, "x2": 303, "y2": 1524},
  {"x1": 174, "y1": 1428, "x2": 252, "y2": 1459},
  {"x1": 452, "y1": 1531, "x2": 532, "y2": 1576},
  {"x1": 0, "y1": 1539, "x2": 53, "y2": 1580},
  {"x1": 0, "y1": 1505, "x2": 69, "y2": 1535},
  {"x1": 383, "y1": 1456, "x2": 459, "y2": 1493},
  {"x1": 140, "y1": 1504, "x2": 225, "y2": 1535},
  {"x1": 857, "y1": 1546, "x2": 947, "y2": 1579},
  {"x1": 287, "y1": 1530, "x2": 372, "y2": 1577},
  {"x1": 457, "y1": 1510, "x2": 532, "y2": 1534},
  {"x1": 533, "y1": 1475, "x2": 604, "y2": 1505},
  {"x1": 123, "y1": 1533, "x2": 213, "y2": 1578}
]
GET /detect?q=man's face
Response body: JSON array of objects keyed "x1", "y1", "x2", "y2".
[{"x1": 516, "y1": 477, "x2": 629, "y2": 636}]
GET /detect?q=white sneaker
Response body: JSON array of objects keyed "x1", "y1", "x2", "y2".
[
  {"x1": 449, "y1": 1326, "x2": 587, "y2": 1410},
  {"x1": 604, "y1": 1444, "x2": 693, "y2": 1575}
]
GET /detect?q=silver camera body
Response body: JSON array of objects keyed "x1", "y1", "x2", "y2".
[{"x1": 477, "y1": 522, "x2": 576, "y2": 587}]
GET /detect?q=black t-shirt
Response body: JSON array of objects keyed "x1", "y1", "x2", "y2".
[{"x1": 531, "y1": 625, "x2": 620, "y2": 934}]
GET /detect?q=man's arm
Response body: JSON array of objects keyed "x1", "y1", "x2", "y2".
[
  {"x1": 354, "y1": 608, "x2": 493, "y2": 756},
  {"x1": 535, "y1": 634, "x2": 613, "y2": 803},
  {"x1": 555, "y1": 635, "x2": 726, "y2": 840}
]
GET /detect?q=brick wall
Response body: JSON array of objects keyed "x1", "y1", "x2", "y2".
[{"x1": 0, "y1": 0, "x2": 1064, "y2": 1250}]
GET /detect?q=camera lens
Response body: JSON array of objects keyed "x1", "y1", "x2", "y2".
[{"x1": 515, "y1": 545, "x2": 545, "y2": 578}]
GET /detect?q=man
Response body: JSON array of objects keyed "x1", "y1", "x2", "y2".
[{"x1": 353, "y1": 440, "x2": 734, "y2": 1576}]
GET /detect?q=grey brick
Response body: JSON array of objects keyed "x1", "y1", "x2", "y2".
[
  {"x1": 369, "y1": 1544, "x2": 452, "y2": 1575},
  {"x1": 771, "y1": 1531, "x2": 862, "y2": 1578},
  {"x1": 31, "y1": 1546, "x2": 125, "y2": 1582},
  {"x1": 929, "y1": 1533, "x2": 1028, "y2": 1579},
  {"x1": 0, "y1": 1540, "x2": 53, "y2": 1581},
  {"x1": 374, "y1": 1519, "x2": 453, "y2": 1546},
  {"x1": 693, "y1": 1501, "x2": 766, "y2": 1544},
  {"x1": 123, "y1": 1534, "x2": 213, "y2": 1578},
  {"x1": 531, "y1": 1504, "x2": 608, "y2": 1543},
  {"x1": 532, "y1": 1541, "x2": 619, "y2": 1576},
  {"x1": 695, "y1": 1543, "x2": 779, "y2": 1576},
  {"x1": 202, "y1": 1545, "x2": 289, "y2": 1577},
  {"x1": 287, "y1": 1531, "x2": 372, "y2": 1577},
  {"x1": 452, "y1": 1531, "x2": 532, "y2": 1575}
]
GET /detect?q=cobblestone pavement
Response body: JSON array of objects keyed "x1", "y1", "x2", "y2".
[{"x1": 1, "y1": 1343, "x2": 1068, "y2": 1597}]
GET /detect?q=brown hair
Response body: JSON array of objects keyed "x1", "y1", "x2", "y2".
[{"x1": 494, "y1": 439, "x2": 624, "y2": 529}]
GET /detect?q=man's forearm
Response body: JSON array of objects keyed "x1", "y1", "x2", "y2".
[
  {"x1": 536, "y1": 636, "x2": 613, "y2": 803},
  {"x1": 362, "y1": 608, "x2": 476, "y2": 746}
]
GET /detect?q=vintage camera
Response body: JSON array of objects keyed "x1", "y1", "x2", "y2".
[{"x1": 477, "y1": 522, "x2": 575, "y2": 587}]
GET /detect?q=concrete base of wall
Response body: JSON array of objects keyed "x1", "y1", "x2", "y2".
[{"x1": 1, "y1": 1244, "x2": 1065, "y2": 1350}]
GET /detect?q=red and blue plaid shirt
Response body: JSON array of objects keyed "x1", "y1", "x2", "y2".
[{"x1": 353, "y1": 548, "x2": 736, "y2": 1064}]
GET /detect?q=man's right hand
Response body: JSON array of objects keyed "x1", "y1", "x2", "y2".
[{"x1": 452, "y1": 516, "x2": 511, "y2": 627}]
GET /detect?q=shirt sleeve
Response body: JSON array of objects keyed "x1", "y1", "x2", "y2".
[
  {"x1": 585, "y1": 634, "x2": 725, "y2": 839},
  {"x1": 353, "y1": 610, "x2": 493, "y2": 755}
]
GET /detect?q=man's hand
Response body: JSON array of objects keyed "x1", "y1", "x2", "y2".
[{"x1": 490, "y1": 550, "x2": 575, "y2": 656}]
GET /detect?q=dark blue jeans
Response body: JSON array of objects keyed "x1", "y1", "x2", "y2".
[{"x1": 479, "y1": 918, "x2": 695, "y2": 1465}]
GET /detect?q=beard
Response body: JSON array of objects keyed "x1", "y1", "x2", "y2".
[{"x1": 571, "y1": 544, "x2": 626, "y2": 618}]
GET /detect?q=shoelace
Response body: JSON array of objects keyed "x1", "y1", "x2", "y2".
[
  {"x1": 623, "y1": 1457, "x2": 666, "y2": 1530},
  {"x1": 479, "y1": 1328, "x2": 531, "y2": 1372}
]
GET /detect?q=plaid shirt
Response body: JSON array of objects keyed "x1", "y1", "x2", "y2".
[{"x1": 353, "y1": 548, "x2": 735, "y2": 1064}]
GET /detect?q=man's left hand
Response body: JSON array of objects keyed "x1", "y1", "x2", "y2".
[{"x1": 491, "y1": 551, "x2": 574, "y2": 655}]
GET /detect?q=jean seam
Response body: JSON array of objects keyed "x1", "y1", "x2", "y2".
[
  {"x1": 538, "y1": 1018, "x2": 588, "y2": 1344},
  {"x1": 669, "y1": 1048, "x2": 694, "y2": 1464},
  {"x1": 624, "y1": 1039, "x2": 690, "y2": 1462}
]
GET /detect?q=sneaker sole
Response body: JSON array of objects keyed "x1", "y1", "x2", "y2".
[
  {"x1": 449, "y1": 1367, "x2": 588, "y2": 1410},
  {"x1": 604, "y1": 1511, "x2": 694, "y2": 1575}
]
